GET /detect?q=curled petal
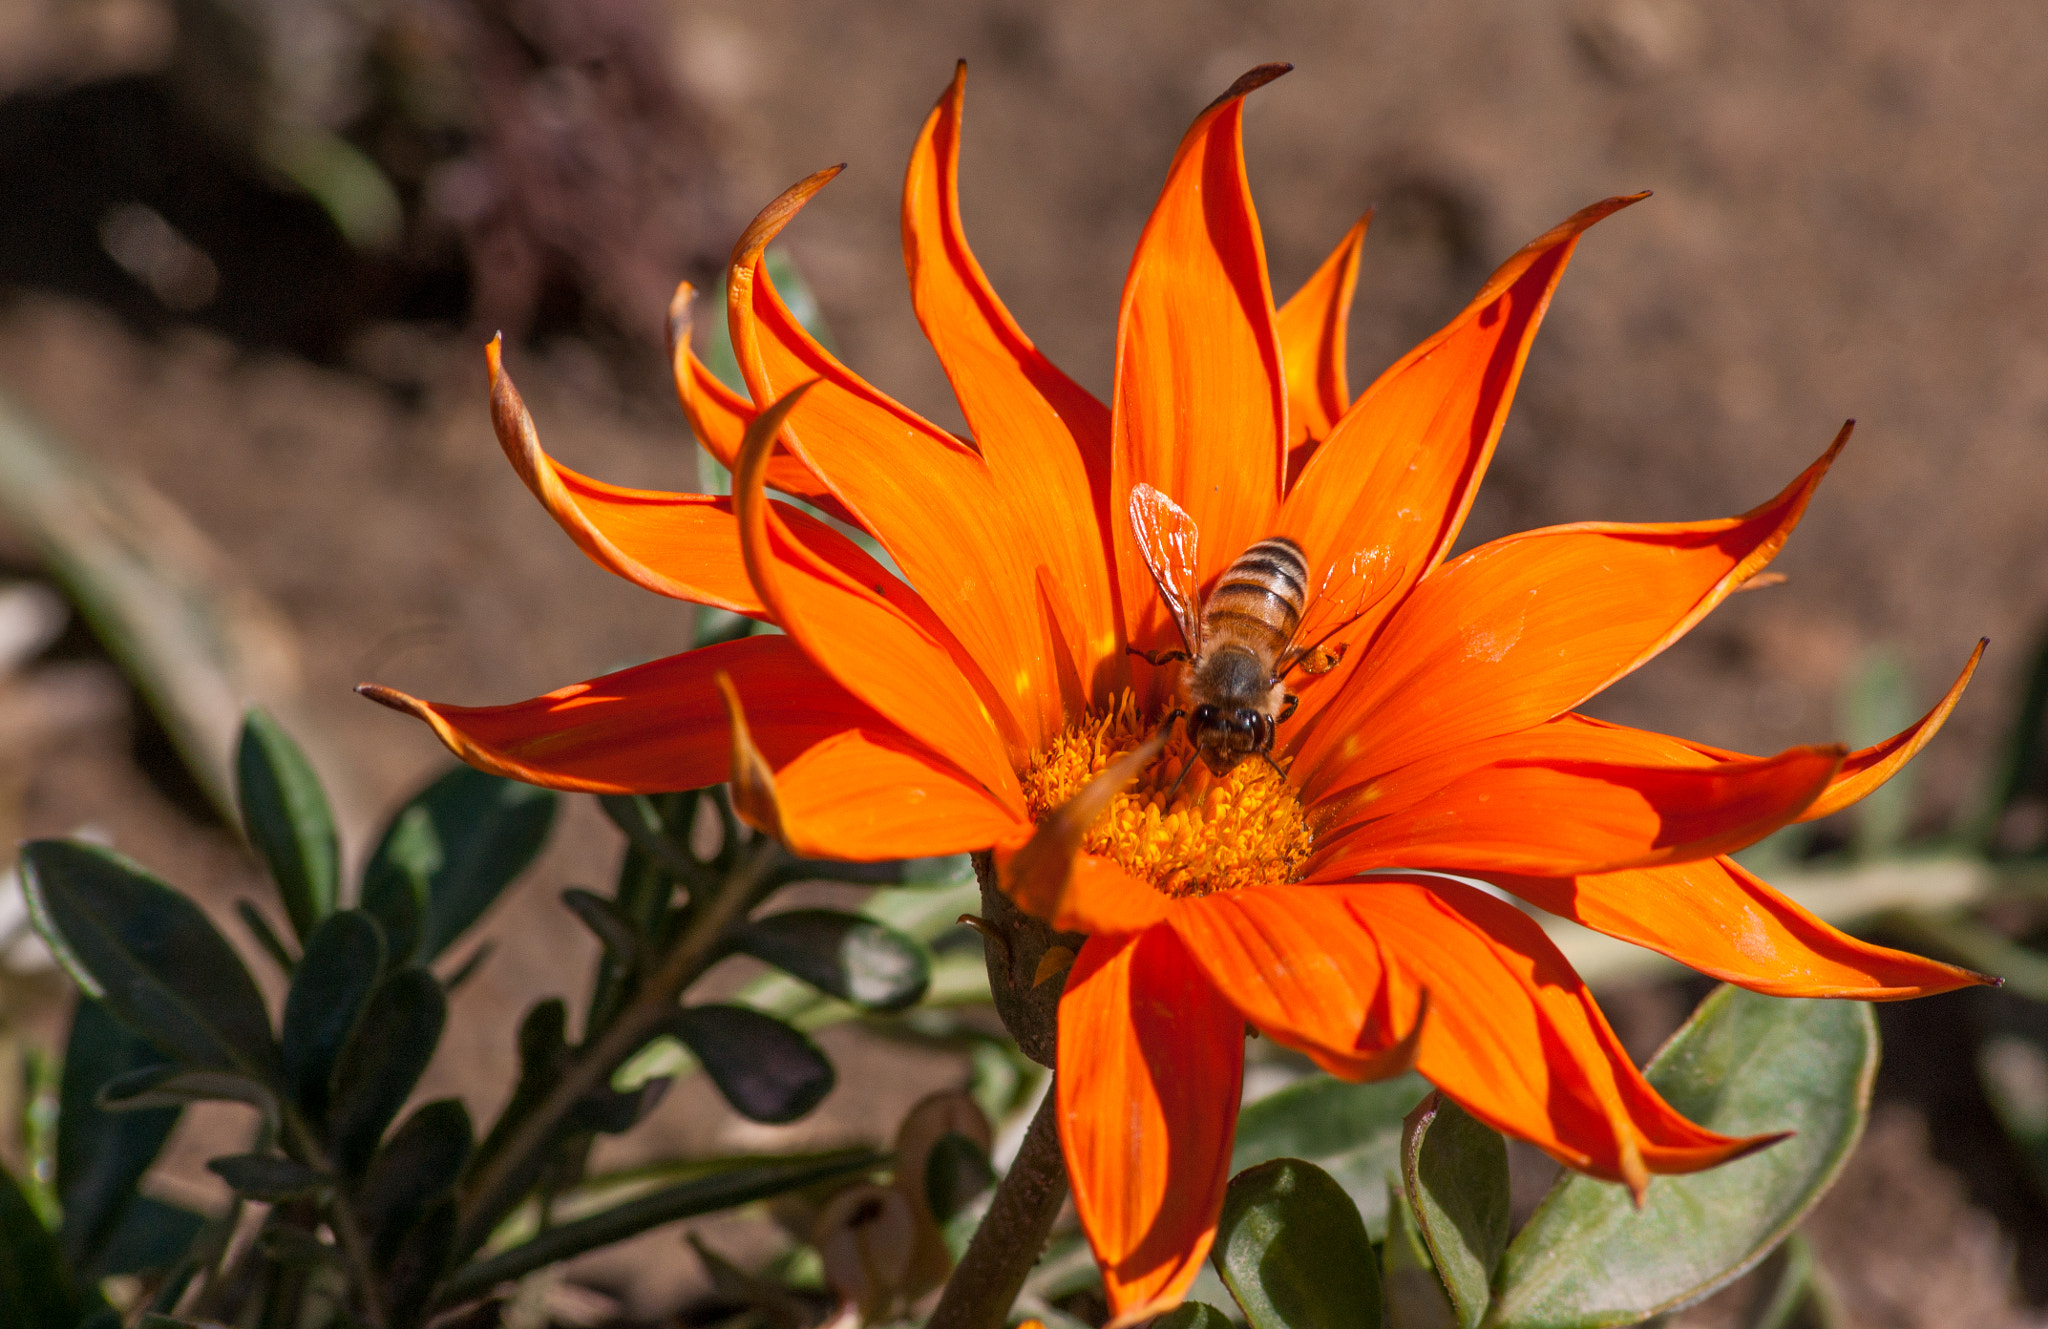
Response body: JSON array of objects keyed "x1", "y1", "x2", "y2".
[
  {"x1": 774, "y1": 728, "x2": 1025, "y2": 860},
  {"x1": 489, "y1": 336, "x2": 871, "y2": 616},
  {"x1": 1315, "y1": 743, "x2": 1843, "y2": 879},
  {"x1": 1168, "y1": 884, "x2": 1424, "y2": 1079},
  {"x1": 1800, "y1": 638, "x2": 1986, "y2": 821},
  {"x1": 715, "y1": 669, "x2": 791, "y2": 843},
  {"x1": 730, "y1": 170, "x2": 1065, "y2": 751},
  {"x1": 356, "y1": 635, "x2": 879, "y2": 794},
  {"x1": 1275, "y1": 212, "x2": 1368, "y2": 467},
  {"x1": 1059, "y1": 928, "x2": 1244, "y2": 1323},
  {"x1": 1482, "y1": 855, "x2": 1992, "y2": 999},
  {"x1": 1353, "y1": 876, "x2": 1776, "y2": 1193},
  {"x1": 1291, "y1": 424, "x2": 1852, "y2": 798},
  {"x1": 993, "y1": 733, "x2": 1170, "y2": 934},
  {"x1": 904, "y1": 63, "x2": 1121, "y2": 708},
  {"x1": 666, "y1": 283, "x2": 857, "y2": 525},
  {"x1": 1277, "y1": 195, "x2": 1644, "y2": 736},
  {"x1": 1110, "y1": 65, "x2": 1291, "y2": 707},
  {"x1": 732, "y1": 381, "x2": 1023, "y2": 810}
]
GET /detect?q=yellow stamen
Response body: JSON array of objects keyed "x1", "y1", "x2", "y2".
[{"x1": 1021, "y1": 692, "x2": 1313, "y2": 898}]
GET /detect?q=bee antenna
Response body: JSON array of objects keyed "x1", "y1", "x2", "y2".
[{"x1": 1164, "y1": 755, "x2": 1197, "y2": 810}]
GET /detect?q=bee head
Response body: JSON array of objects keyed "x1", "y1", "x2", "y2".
[{"x1": 1187, "y1": 704, "x2": 1270, "y2": 775}]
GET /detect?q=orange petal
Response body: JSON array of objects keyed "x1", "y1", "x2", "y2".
[
  {"x1": 904, "y1": 64, "x2": 1121, "y2": 708},
  {"x1": 1275, "y1": 212, "x2": 1368, "y2": 468},
  {"x1": 732, "y1": 382, "x2": 1023, "y2": 812},
  {"x1": 729, "y1": 171, "x2": 1065, "y2": 752},
  {"x1": 1168, "y1": 883, "x2": 1424, "y2": 1079},
  {"x1": 1800, "y1": 638, "x2": 1986, "y2": 821},
  {"x1": 718, "y1": 673, "x2": 1021, "y2": 860},
  {"x1": 356, "y1": 635, "x2": 879, "y2": 794},
  {"x1": 1352, "y1": 876, "x2": 1775, "y2": 1191},
  {"x1": 1058, "y1": 928, "x2": 1244, "y2": 1323},
  {"x1": 1109, "y1": 66, "x2": 1292, "y2": 708},
  {"x1": 666, "y1": 282, "x2": 860, "y2": 526},
  {"x1": 1481, "y1": 855, "x2": 1992, "y2": 999},
  {"x1": 992, "y1": 733, "x2": 1172, "y2": 935},
  {"x1": 489, "y1": 335, "x2": 877, "y2": 617},
  {"x1": 1289, "y1": 424, "x2": 1851, "y2": 799},
  {"x1": 1314, "y1": 743, "x2": 1843, "y2": 879},
  {"x1": 1275, "y1": 196, "x2": 1645, "y2": 735}
]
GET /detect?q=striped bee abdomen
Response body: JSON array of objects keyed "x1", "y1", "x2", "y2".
[{"x1": 1202, "y1": 535, "x2": 1308, "y2": 643}]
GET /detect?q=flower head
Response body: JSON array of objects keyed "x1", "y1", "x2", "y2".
[{"x1": 363, "y1": 63, "x2": 1990, "y2": 1324}]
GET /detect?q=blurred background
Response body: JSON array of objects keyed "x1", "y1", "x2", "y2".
[{"x1": 1, "y1": 0, "x2": 2046, "y2": 1324}]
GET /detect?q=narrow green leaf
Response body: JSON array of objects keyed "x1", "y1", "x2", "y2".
[
  {"x1": 360, "y1": 1099, "x2": 471, "y2": 1266},
  {"x1": 597, "y1": 792, "x2": 701, "y2": 881},
  {"x1": 562, "y1": 888, "x2": 642, "y2": 970},
  {"x1": 1213, "y1": 1158, "x2": 1384, "y2": 1329},
  {"x1": 382, "y1": 1196, "x2": 456, "y2": 1326},
  {"x1": 1232, "y1": 1071, "x2": 1431, "y2": 1239},
  {"x1": 97, "y1": 1066, "x2": 277, "y2": 1125},
  {"x1": 234, "y1": 900, "x2": 296, "y2": 974},
  {"x1": 359, "y1": 811, "x2": 429, "y2": 963},
  {"x1": 206, "y1": 1153, "x2": 329, "y2": 1201},
  {"x1": 57, "y1": 998, "x2": 179, "y2": 1274},
  {"x1": 362, "y1": 766, "x2": 558, "y2": 962},
  {"x1": 735, "y1": 909, "x2": 931, "y2": 1013},
  {"x1": 328, "y1": 969, "x2": 447, "y2": 1174},
  {"x1": 280, "y1": 910, "x2": 385, "y2": 1120},
  {"x1": 83, "y1": 1196, "x2": 205, "y2": 1278},
  {"x1": 236, "y1": 710, "x2": 340, "y2": 943},
  {"x1": 1384, "y1": 1185, "x2": 1457, "y2": 1329},
  {"x1": 22, "y1": 839, "x2": 278, "y2": 1080},
  {"x1": 433, "y1": 1148, "x2": 884, "y2": 1308},
  {"x1": 1490, "y1": 986, "x2": 1877, "y2": 1328},
  {"x1": 924, "y1": 1131, "x2": 995, "y2": 1224},
  {"x1": 669, "y1": 1005, "x2": 834, "y2": 1124},
  {"x1": 1153, "y1": 1302, "x2": 1234, "y2": 1329},
  {"x1": 1402, "y1": 1094, "x2": 1509, "y2": 1329},
  {"x1": 0, "y1": 1161, "x2": 92, "y2": 1328}
]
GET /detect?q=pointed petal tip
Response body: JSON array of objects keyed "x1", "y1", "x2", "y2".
[
  {"x1": 734, "y1": 165, "x2": 847, "y2": 267},
  {"x1": 1206, "y1": 61, "x2": 1293, "y2": 111},
  {"x1": 355, "y1": 682, "x2": 419, "y2": 715}
]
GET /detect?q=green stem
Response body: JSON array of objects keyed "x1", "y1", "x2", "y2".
[
  {"x1": 450, "y1": 836, "x2": 781, "y2": 1264},
  {"x1": 926, "y1": 1084, "x2": 1069, "y2": 1329}
]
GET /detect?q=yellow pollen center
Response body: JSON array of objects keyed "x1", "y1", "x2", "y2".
[{"x1": 1021, "y1": 692, "x2": 1313, "y2": 898}]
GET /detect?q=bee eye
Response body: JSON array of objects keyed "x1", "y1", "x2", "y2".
[{"x1": 1193, "y1": 704, "x2": 1218, "y2": 725}]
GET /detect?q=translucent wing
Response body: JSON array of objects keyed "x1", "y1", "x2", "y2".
[
  {"x1": 1282, "y1": 544, "x2": 1403, "y2": 677},
  {"x1": 1127, "y1": 483, "x2": 1204, "y2": 654}
]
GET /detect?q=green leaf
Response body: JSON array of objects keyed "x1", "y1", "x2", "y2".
[
  {"x1": 1213, "y1": 1158, "x2": 1384, "y2": 1329},
  {"x1": 234, "y1": 900, "x2": 296, "y2": 973},
  {"x1": 1839, "y1": 650, "x2": 1916, "y2": 857},
  {"x1": 434, "y1": 1148, "x2": 885, "y2": 1307},
  {"x1": 669, "y1": 1005, "x2": 834, "y2": 1124},
  {"x1": 562, "y1": 888, "x2": 642, "y2": 971},
  {"x1": 735, "y1": 909, "x2": 931, "y2": 1013},
  {"x1": 362, "y1": 766, "x2": 558, "y2": 963},
  {"x1": 1490, "y1": 986, "x2": 1877, "y2": 1328},
  {"x1": 1154, "y1": 1302, "x2": 1235, "y2": 1329},
  {"x1": 924, "y1": 1131, "x2": 995, "y2": 1224},
  {"x1": 1232, "y1": 1072, "x2": 1431, "y2": 1239},
  {"x1": 281, "y1": 910, "x2": 385, "y2": 1120},
  {"x1": 1979, "y1": 1026, "x2": 2048, "y2": 1200},
  {"x1": 1384, "y1": 1185, "x2": 1457, "y2": 1329},
  {"x1": 56, "y1": 998, "x2": 179, "y2": 1274},
  {"x1": 382, "y1": 1196, "x2": 456, "y2": 1326},
  {"x1": 84, "y1": 1196, "x2": 205, "y2": 1278},
  {"x1": 98, "y1": 1066, "x2": 277, "y2": 1125},
  {"x1": 22, "y1": 840, "x2": 278, "y2": 1080},
  {"x1": 328, "y1": 968, "x2": 447, "y2": 1174},
  {"x1": 236, "y1": 710, "x2": 340, "y2": 943},
  {"x1": 1402, "y1": 1094, "x2": 1510, "y2": 1329},
  {"x1": 597, "y1": 792, "x2": 701, "y2": 881},
  {"x1": 0, "y1": 1161, "x2": 92, "y2": 1328},
  {"x1": 206, "y1": 1153, "x2": 329, "y2": 1201},
  {"x1": 359, "y1": 1099, "x2": 471, "y2": 1265}
]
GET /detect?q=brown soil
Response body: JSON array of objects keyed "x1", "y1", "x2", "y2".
[{"x1": 4, "y1": 0, "x2": 2048, "y2": 1321}]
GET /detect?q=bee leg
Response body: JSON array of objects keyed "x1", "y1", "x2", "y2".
[
  {"x1": 1277, "y1": 693, "x2": 1299, "y2": 724},
  {"x1": 1164, "y1": 754, "x2": 1198, "y2": 808},
  {"x1": 1127, "y1": 645, "x2": 1191, "y2": 666}
]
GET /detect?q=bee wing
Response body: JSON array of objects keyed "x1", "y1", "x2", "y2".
[
  {"x1": 1283, "y1": 544, "x2": 1403, "y2": 675},
  {"x1": 1127, "y1": 483, "x2": 1205, "y2": 654}
]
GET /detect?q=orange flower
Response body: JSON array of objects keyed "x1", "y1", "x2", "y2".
[{"x1": 363, "y1": 64, "x2": 1990, "y2": 1323}]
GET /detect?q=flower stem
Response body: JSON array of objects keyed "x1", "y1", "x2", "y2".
[{"x1": 926, "y1": 1084, "x2": 1069, "y2": 1329}]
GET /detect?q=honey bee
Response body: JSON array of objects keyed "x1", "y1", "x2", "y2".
[{"x1": 1128, "y1": 482, "x2": 1391, "y2": 780}]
